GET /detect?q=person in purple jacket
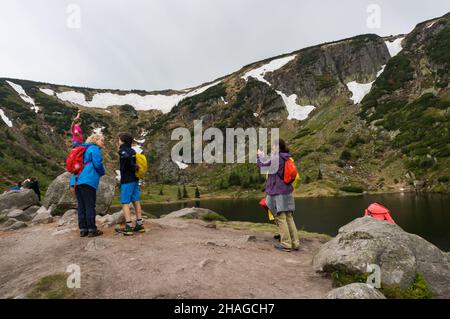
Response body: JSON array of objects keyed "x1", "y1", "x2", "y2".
[{"x1": 257, "y1": 139, "x2": 300, "y2": 252}]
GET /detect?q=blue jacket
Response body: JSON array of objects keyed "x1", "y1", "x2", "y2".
[{"x1": 70, "y1": 143, "x2": 106, "y2": 190}]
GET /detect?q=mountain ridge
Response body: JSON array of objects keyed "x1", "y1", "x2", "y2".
[{"x1": 0, "y1": 12, "x2": 448, "y2": 195}]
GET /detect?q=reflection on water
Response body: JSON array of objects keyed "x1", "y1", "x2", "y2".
[{"x1": 140, "y1": 193, "x2": 450, "y2": 251}]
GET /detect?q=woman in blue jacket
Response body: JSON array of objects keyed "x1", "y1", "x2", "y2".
[{"x1": 70, "y1": 133, "x2": 106, "y2": 237}]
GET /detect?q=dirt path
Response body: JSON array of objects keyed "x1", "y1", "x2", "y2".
[{"x1": 0, "y1": 217, "x2": 332, "y2": 299}]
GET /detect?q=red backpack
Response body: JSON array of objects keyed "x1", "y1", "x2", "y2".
[
  {"x1": 66, "y1": 145, "x2": 90, "y2": 175},
  {"x1": 283, "y1": 158, "x2": 299, "y2": 185},
  {"x1": 364, "y1": 202, "x2": 396, "y2": 224}
]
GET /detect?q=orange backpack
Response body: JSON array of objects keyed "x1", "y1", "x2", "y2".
[{"x1": 283, "y1": 157, "x2": 300, "y2": 185}]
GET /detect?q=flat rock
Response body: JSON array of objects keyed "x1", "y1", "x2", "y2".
[
  {"x1": 6, "y1": 221, "x2": 28, "y2": 231},
  {"x1": 163, "y1": 207, "x2": 216, "y2": 220},
  {"x1": 325, "y1": 283, "x2": 386, "y2": 299}
]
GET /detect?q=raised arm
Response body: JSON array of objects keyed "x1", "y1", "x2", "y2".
[{"x1": 256, "y1": 154, "x2": 272, "y2": 168}]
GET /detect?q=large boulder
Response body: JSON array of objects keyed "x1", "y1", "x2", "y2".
[
  {"x1": 23, "y1": 205, "x2": 41, "y2": 219},
  {"x1": 325, "y1": 283, "x2": 386, "y2": 299},
  {"x1": 7, "y1": 209, "x2": 32, "y2": 222},
  {"x1": 42, "y1": 172, "x2": 115, "y2": 216},
  {"x1": 103, "y1": 210, "x2": 125, "y2": 226},
  {"x1": 31, "y1": 207, "x2": 54, "y2": 224},
  {"x1": 5, "y1": 220, "x2": 27, "y2": 231},
  {"x1": 58, "y1": 209, "x2": 78, "y2": 227},
  {"x1": 2, "y1": 218, "x2": 19, "y2": 228},
  {"x1": 313, "y1": 217, "x2": 450, "y2": 298},
  {"x1": 162, "y1": 207, "x2": 217, "y2": 220},
  {"x1": 0, "y1": 189, "x2": 39, "y2": 212}
]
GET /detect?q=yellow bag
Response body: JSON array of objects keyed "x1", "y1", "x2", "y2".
[
  {"x1": 287, "y1": 157, "x2": 301, "y2": 189},
  {"x1": 135, "y1": 153, "x2": 148, "y2": 180}
]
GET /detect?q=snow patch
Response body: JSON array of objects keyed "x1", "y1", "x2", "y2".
[
  {"x1": 385, "y1": 38, "x2": 404, "y2": 57},
  {"x1": 276, "y1": 91, "x2": 315, "y2": 121},
  {"x1": 6, "y1": 81, "x2": 39, "y2": 113},
  {"x1": 242, "y1": 55, "x2": 296, "y2": 86},
  {"x1": 242, "y1": 54, "x2": 316, "y2": 121},
  {"x1": 39, "y1": 88, "x2": 54, "y2": 96},
  {"x1": 426, "y1": 21, "x2": 436, "y2": 29},
  {"x1": 53, "y1": 81, "x2": 221, "y2": 113},
  {"x1": 175, "y1": 160, "x2": 188, "y2": 170},
  {"x1": 346, "y1": 65, "x2": 385, "y2": 104},
  {"x1": 185, "y1": 81, "x2": 221, "y2": 98},
  {"x1": 0, "y1": 108, "x2": 13, "y2": 127},
  {"x1": 220, "y1": 96, "x2": 228, "y2": 105}
]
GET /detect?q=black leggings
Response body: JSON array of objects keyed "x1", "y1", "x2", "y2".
[{"x1": 75, "y1": 185, "x2": 97, "y2": 232}]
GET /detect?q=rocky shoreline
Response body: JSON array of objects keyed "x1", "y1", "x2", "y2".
[{"x1": 1, "y1": 179, "x2": 449, "y2": 299}]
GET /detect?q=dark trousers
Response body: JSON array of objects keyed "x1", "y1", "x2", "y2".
[{"x1": 75, "y1": 185, "x2": 97, "y2": 232}]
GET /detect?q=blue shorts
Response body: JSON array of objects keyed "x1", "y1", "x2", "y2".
[{"x1": 120, "y1": 182, "x2": 140, "y2": 204}]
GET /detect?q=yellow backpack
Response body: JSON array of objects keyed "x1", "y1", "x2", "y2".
[{"x1": 135, "y1": 153, "x2": 148, "y2": 180}]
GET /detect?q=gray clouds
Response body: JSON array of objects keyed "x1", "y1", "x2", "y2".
[{"x1": 0, "y1": 0, "x2": 448, "y2": 91}]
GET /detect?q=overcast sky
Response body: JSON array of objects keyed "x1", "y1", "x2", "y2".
[{"x1": 0, "y1": 0, "x2": 448, "y2": 91}]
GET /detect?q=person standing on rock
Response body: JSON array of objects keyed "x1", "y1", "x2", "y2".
[
  {"x1": 71, "y1": 110, "x2": 83, "y2": 148},
  {"x1": 23, "y1": 177, "x2": 41, "y2": 202},
  {"x1": 70, "y1": 133, "x2": 106, "y2": 237},
  {"x1": 116, "y1": 132, "x2": 145, "y2": 236},
  {"x1": 257, "y1": 139, "x2": 300, "y2": 252}
]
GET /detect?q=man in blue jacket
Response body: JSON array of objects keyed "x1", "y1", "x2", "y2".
[{"x1": 70, "y1": 134, "x2": 106, "y2": 237}]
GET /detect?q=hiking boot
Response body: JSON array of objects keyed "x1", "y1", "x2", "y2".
[
  {"x1": 88, "y1": 229, "x2": 103, "y2": 237},
  {"x1": 274, "y1": 244, "x2": 291, "y2": 252},
  {"x1": 117, "y1": 224, "x2": 134, "y2": 236},
  {"x1": 80, "y1": 231, "x2": 88, "y2": 237},
  {"x1": 133, "y1": 224, "x2": 145, "y2": 233}
]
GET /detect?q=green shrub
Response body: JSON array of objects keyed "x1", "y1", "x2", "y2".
[
  {"x1": 303, "y1": 176, "x2": 311, "y2": 184},
  {"x1": 437, "y1": 176, "x2": 449, "y2": 183},
  {"x1": 381, "y1": 273, "x2": 433, "y2": 299},
  {"x1": 298, "y1": 48, "x2": 320, "y2": 67},
  {"x1": 28, "y1": 273, "x2": 78, "y2": 299},
  {"x1": 339, "y1": 185, "x2": 364, "y2": 193},
  {"x1": 331, "y1": 270, "x2": 368, "y2": 287},
  {"x1": 294, "y1": 127, "x2": 312, "y2": 139},
  {"x1": 350, "y1": 34, "x2": 380, "y2": 51},
  {"x1": 339, "y1": 149, "x2": 352, "y2": 161},
  {"x1": 315, "y1": 74, "x2": 338, "y2": 90},
  {"x1": 347, "y1": 134, "x2": 366, "y2": 148},
  {"x1": 427, "y1": 26, "x2": 450, "y2": 69},
  {"x1": 202, "y1": 212, "x2": 227, "y2": 222},
  {"x1": 331, "y1": 271, "x2": 432, "y2": 299}
]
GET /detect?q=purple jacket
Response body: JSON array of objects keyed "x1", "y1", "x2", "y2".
[{"x1": 257, "y1": 152, "x2": 293, "y2": 196}]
